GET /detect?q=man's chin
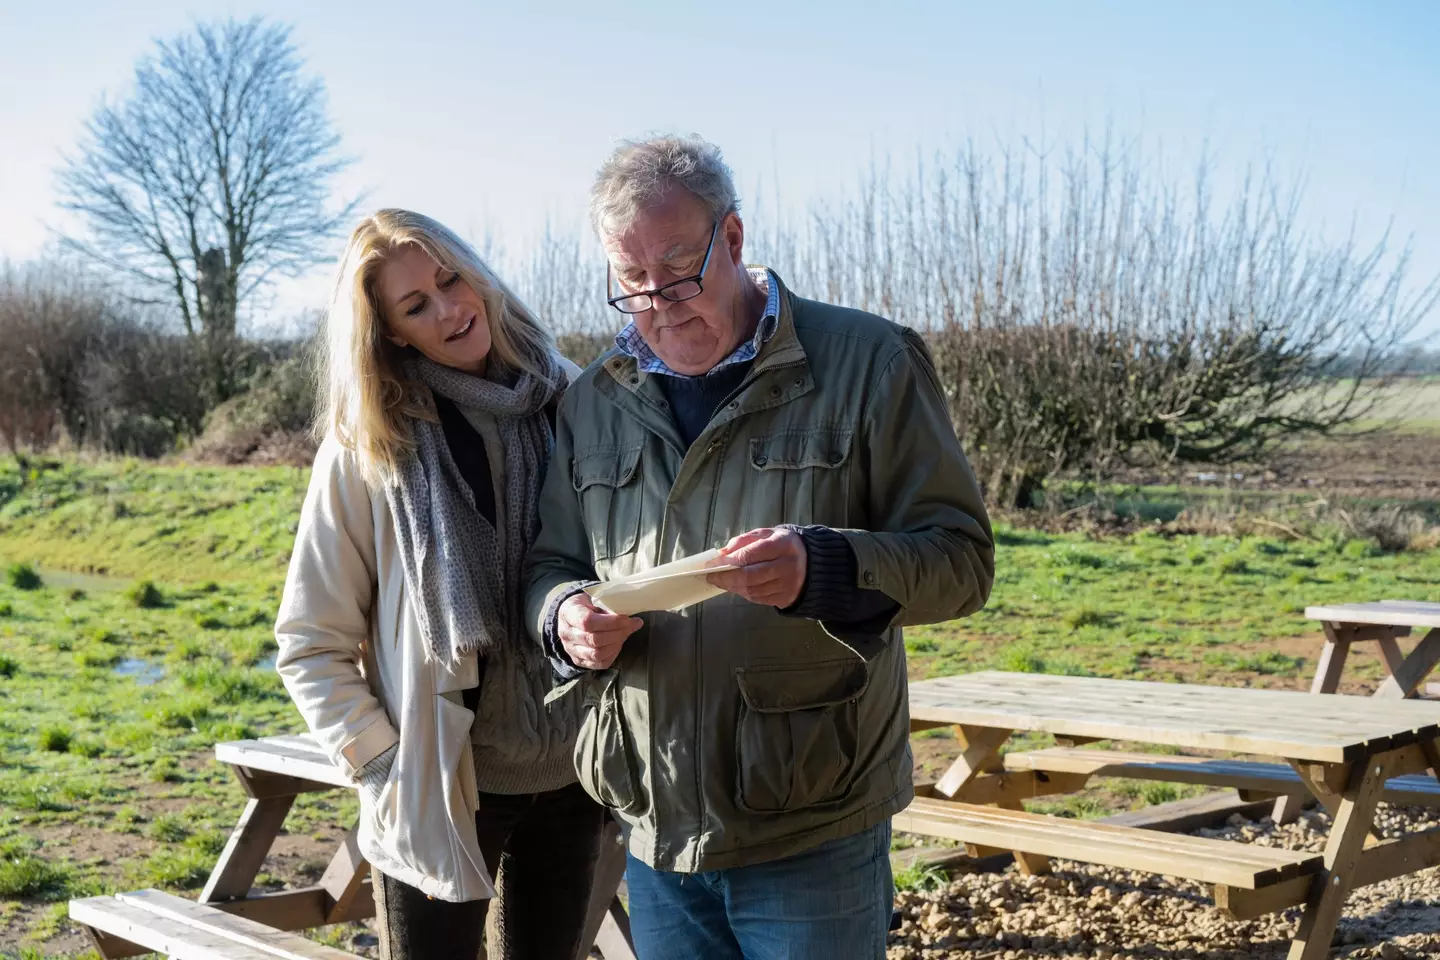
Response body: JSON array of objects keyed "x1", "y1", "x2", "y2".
[{"x1": 654, "y1": 345, "x2": 720, "y2": 376}]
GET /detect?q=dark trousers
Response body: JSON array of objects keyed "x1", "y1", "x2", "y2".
[{"x1": 373, "y1": 782, "x2": 608, "y2": 960}]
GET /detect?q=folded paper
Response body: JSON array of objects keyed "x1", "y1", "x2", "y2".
[{"x1": 585, "y1": 548, "x2": 740, "y2": 616}]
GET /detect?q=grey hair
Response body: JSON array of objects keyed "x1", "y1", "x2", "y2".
[{"x1": 590, "y1": 135, "x2": 740, "y2": 236}]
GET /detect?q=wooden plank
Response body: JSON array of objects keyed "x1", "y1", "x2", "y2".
[
  {"x1": 215, "y1": 738, "x2": 351, "y2": 788},
  {"x1": 944, "y1": 770, "x2": 1090, "y2": 805},
  {"x1": 317, "y1": 825, "x2": 368, "y2": 925},
  {"x1": 1287, "y1": 754, "x2": 1394, "y2": 960},
  {"x1": 1377, "y1": 636, "x2": 1409, "y2": 676},
  {"x1": 201, "y1": 796, "x2": 296, "y2": 904},
  {"x1": 70, "y1": 896, "x2": 277, "y2": 959},
  {"x1": 998, "y1": 800, "x2": 1051, "y2": 877},
  {"x1": 1305, "y1": 601, "x2": 1440, "y2": 630},
  {"x1": 1376, "y1": 629, "x2": 1440, "y2": 699},
  {"x1": 233, "y1": 767, "x2": 340, "y2": 801},
  {"x1": 75, "y1": 885, "x2": 375, "y2": 959},
  {"x1": 908, "y1": 672, "x2": 1440, "y2": 763},
  {"x1": 576, "y1": 819, "x2": 630, "y2": 960},
  {"x1": 898, "y1": 793, "x2": 1277, "y2": 878},
  {"x1": 1223, "y1": 826, "x2": 1440, "y2": 922},
  {"x1": 1007, "y1": 748, "x2": 1310, "y2": 795},
  {"x1": 116, "y1": 889, "x2": 363, "y2": 959},
  {"x1": 593, "y1": 902, "x2": 637, "y2": 960},
  {"x1": 1214, "y1": 876, "x2": 1313, "y2": 921},
  {"x1": 905, "y1": 799, "x2": 1315, "y2": 871},
  {"x1": 893, "y1": 799, "x2": 1318, "y2": 888},
  {"x1": 1100, "y1": 792, "x2": 1278, "y2": 832},
  {"x1": 80, "y1": 923, "x2": 147, "y2": 960},
  {"x1": 934, "y1": 726, "x2": 1010, "y2": 799},
  {"x1": 214, "y1": 884, "x2": 373, "y2": 930}
]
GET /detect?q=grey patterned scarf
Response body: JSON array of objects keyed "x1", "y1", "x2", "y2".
[{"x1": 385, "y1": 353, "x2": 564, "y2": 667}]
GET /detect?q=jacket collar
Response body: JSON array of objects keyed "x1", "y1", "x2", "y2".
[{"x1": 601, "y1": 266, "x2": 807, "y2": 393}]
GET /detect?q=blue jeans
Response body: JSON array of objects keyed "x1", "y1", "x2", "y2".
[{"x1": 625, "y1": 822, "x2": 893, "y2": 960}]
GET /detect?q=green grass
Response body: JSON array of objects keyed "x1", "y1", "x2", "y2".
[{"x1": 1, "y1": 454, "x2": 1439, "y2": 952}]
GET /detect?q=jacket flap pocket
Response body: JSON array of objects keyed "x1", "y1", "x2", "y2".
[
  {"x1": 573, "y1": 445, "x2": 643, "y2": 493},
  {"x1": 736, "y1": 658, "x2": 869, "y2": 713},
  {"x1": 749, "y1": 428, "x2": 853, "y2": 470}
]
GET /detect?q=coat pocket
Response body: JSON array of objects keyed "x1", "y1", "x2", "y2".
[
  {"x1": 746, "y1": 427, "x2": 853, "y2": 528},
  {"x1": 572, "y1": 444, "x2": 644, "y2": 562},
  {"x1": 733, "y1": 658, "x2": 870, "y2": 813},
  {"x1": 574, "y1": 671, "x2": 643, "y2": 814}
]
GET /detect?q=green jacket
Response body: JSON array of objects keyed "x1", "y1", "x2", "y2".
[{"x1": 525, "y1": 272, "x2": 994, "y2": 872}]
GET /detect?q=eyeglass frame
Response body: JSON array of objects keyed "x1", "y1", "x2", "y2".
[{"x1": 605, "y1": 220, "x2": 720, "y2": 315}]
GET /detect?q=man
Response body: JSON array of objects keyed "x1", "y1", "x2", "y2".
[{"x1": 525, "y1": 135, "x2": 993, "y2": 959}]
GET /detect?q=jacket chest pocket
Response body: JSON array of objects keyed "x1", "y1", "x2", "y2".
[
  {"x1": 572, "y1": 445, "x2": 643, "y2": 562},
  {"x1": 732, "y1": 658, "x2": 869, "y2": 813},
  {"x1": 745, "y1": 427, "x2": 853, "y2": 529}
]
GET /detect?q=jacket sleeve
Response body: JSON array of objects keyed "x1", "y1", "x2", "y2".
[
  {"x1": 839, "y1": 327, "x2": 994, "y2": 637},
  {"x1": 274, "y1": 437, "x2": 400, "y2": 780},
  {"x1": 525, "y1": 393, "x2": 598, "y2": 658}
]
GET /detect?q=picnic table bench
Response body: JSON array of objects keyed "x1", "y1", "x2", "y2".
[
  {"x1": 72, "y1": 734, "x2": 635, "y2": 960},
  {"x1": 898, "y1": 671, "x2": 1440, "y2": 959},
  {"x1": 1272, "y1": 600, "x2": 1440, "y2": 821}
]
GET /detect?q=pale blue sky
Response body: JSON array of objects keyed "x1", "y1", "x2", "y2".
[{"x1": 2, "y1": 1, "x2": 1437, "y2": 333}]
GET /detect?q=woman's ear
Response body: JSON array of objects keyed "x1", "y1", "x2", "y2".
[{"x1": 387, "y1": 334, "x2": 409, "y2": 348}]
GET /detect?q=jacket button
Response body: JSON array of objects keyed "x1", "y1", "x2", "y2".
[
  {"x1": 794, "y1": 378, "x2": 804, "y2": 387},
  {"x1": 727, "y1": 400, "x2": 739, "y2": 410},
  {"x1": 864, "y1": 571, "x2": 876, "y2": 584},
  {"x1": 769, "y1": 386, "x2": 781, "y2": 398},
  {"x1": 753, "y1": 454, "x2": 768, "y2": 466}
]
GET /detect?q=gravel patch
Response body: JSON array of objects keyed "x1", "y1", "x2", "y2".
[{"x1": 888, "y1": 804, "x2": 1440, "y2": 959}]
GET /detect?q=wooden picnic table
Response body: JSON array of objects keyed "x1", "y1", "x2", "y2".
[
  {"x1": 72, "y1": 733, "x2": 635, "y2": 960},
  {"x1": 899, "y1": 671, "x2": 1440, "y2": 960},
  {"x1": 1270, "y1": 600, "x2": 1440, "y2": 822}
]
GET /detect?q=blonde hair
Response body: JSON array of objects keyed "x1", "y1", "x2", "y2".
[{"x1": 315, "y1": 208, "x2": 557, "y2": 487}]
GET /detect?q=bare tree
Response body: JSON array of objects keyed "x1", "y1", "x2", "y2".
[
  {"x1": 56, "y1": 17, "x2": 357, "y2": 401},
  {"x1": 751, "y1": 137, "x2": 1437, "y2": 506}
]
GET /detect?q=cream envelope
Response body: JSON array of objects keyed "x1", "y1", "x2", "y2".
[{"x1": 585, "y1": 548, "x2": 741, "y2": 616}]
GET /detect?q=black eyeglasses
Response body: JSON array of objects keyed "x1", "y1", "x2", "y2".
[{"x1": 606, "y1": 221, "x2": 719, "y2": 315}]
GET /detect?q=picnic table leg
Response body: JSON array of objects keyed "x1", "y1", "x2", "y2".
[
  {"x1": 934, "y1": 726, "x2": 1012, "y2": 799},
  {"x1": 1285, "y1": 751, "x2": 1394, "y2": 960},
  {"x1": 1375, "y1": 628, "x2": 1440, "y2": 700},
  {"x1": 200, "y1": 795, "x2": 296, "y2": 904},
  {"x1": 1273, "y1": 629, "x2": 1351, "y2": 824},
  {"x1": 577, "y1": 818, "x2": 634, "y2": 960},
  {"x1": 997, "y1": 800, "x2": 1051, "y2": 876},
  {"x1": 318, "y1": 821, "x2": 371, "y2": 924}
]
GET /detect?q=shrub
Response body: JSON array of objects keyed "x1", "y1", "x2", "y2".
[
  {"x1": 892, "y1": 862, "x2": 948, "y2": 893},
  {"x1": 6, "y1": 562, "x2": 42, "y2": 590},
  {"x1": 148, "y1": 814, "x2": 190, "y2": 843},
  {"x1": 125, "y1": 579, "x2": 164, "y2": 608},
  {"x1": 997, "y1": 643, "x2": 1046, "y2": 674},
  {"x1": 0, "y1": 654, "x2": 17, "y2": 678},
  {"x1": 39, "y1": 726, "x2": 73, "y2": 753},
  {"x1": 146, "y1": 848, "x2": 211, "y2": 889},
  {"x1": 0, "y1": 854, "x2": 71, "y2": 898}
]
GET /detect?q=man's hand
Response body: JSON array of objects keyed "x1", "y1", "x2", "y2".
[
  {"x1": 706, "y1": 527, "x2": 808, "y2": 608},
  {"x1": 557, "y1": 593, "x2": 643, "y2": 670}
]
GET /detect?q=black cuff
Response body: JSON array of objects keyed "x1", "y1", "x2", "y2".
[
  {"x1": 781, "y1": 524, "x2": 858, "y2": 620},
  {"x1": 542, "y1": 583, "x2": 594, "y2": 681}
]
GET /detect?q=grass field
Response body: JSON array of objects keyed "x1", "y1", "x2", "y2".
[{"x1": 1, "y1": 445, "x2": 1438, "y2": 955}]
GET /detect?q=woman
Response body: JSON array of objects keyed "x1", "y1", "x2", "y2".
[{"x1": 275, "y1": 209, "x2": 605, "y2": 959}]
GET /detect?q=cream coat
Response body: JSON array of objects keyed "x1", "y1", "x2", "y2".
[{"x1": 276, "y1": 356, "x2": 580, "y2": 903}]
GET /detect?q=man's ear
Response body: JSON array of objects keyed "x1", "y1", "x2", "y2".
[{"x1": 724, "y1": 212, "x2": 745, "y2": 265}]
